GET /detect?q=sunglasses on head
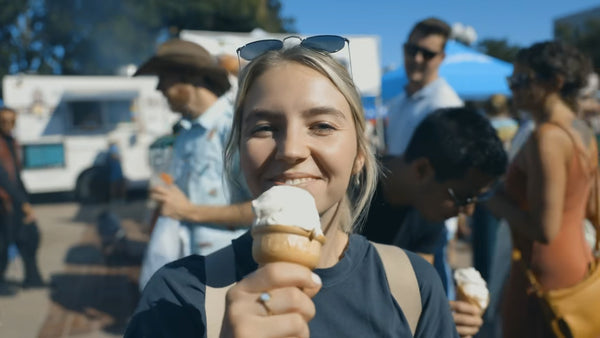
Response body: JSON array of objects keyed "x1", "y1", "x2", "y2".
[
  {"x1": 506, "y1": 73, "x2": 535, "y2": 90},
  {"x1": 236, "y1": 35, "x2": 352, "y2": 74},
  {"x1": 403, "y1": 43, "x2": 441, "y2": 61}
]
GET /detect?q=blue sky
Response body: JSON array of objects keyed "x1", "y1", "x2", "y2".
[{"x1": 280, "y1": 0, "x2": 598, "y2": 69}]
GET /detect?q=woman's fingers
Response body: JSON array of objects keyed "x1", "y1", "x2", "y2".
[
  {"x1": 255, "y1": 287, "x2": 317, "y2": 321},
  {"x1": 222, "y1": 262, "x2": 322, "y2": 337},
  {"x1": 237, "y1": 262, "x2": 322, "y2": 297},
  {"x1": 226, "y1": 313, "x2": 310, "y2": 338},
  {"x1": 262, "y1": 313, "x2": 310, "y2": 338}
]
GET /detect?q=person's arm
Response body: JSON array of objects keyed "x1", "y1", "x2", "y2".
[
  {"x1": 0, "y1": 164, "x2": 28, "y2": 206},
  {"x1": 485, "y1": 125, "x2": 569, "y2": 244},
  {"x1": 151, "y1": 185, "x2": 253, "y2": 228}
]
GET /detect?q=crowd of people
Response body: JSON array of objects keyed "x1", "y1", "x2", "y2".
[{"x1": 1, "y1": 15, "x2": 599, "y2": 338}]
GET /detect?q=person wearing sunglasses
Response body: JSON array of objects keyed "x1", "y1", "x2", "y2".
[
  {"x1": 126, "y1": 40, "x2": 460, "y2": 338},
  {"x1": 386, "y1": 17, "x2": 462, "y2": 156},
  {"x1": 379, "y1": 17, "x2": 480, "y2": 335},
  {"x1": 484, "y1": 41, "x2": 598, "y2": 337},
  {"x1": 363, "y1": 106, "x2": 507, "y2": 337}
]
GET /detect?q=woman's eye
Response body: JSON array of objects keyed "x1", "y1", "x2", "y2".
[
  {"x1": 311, "y1": 122, "x2": 336, "y2": 135},
  {"x1": 250, "y1": 124, "x2": 274, "y2": 136}
]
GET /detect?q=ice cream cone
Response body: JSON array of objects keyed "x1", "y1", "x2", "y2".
[
  {"x1": 251, "y1": 225, "x2": 326, "y2": 269},
  {"x1": 454, "y1": 267, "x2": 490, "y2": 312},
  {"x1": 456, "y1": 284, "x2": 487, "y2": 312},
  {"x1": 250, "y1": 186, "x2": 325, "y2": 270}
]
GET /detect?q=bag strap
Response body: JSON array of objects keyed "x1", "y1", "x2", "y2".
[
  {"x1": 371, "y1": 241, "x2": 422, "y2": 335},
  {"x1": 205, "y1": 245, "x2": 237, "y2": 338}
]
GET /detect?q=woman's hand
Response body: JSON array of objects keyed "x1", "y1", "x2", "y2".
[
  {"x1": 220, "y1": 262, "x2": 322, "y2": 338},
  {"x1": 449, "y1": 300, "x2": 483, "y2": 338},
  {"x1": 150, "y1": 185, "x2": 192, "y2": 221}
]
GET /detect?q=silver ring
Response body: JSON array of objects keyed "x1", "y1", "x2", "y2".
[{"x1": 258, "y1": 291, "x2": 272, "y2": 315}]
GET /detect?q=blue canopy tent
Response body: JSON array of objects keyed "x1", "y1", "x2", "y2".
[{"x1": 381, "y1": 40, "x2": 513, "y2": 104}]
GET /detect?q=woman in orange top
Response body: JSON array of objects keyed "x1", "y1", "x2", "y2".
[{"x1": 485, "y1": 41, "x2": 596, "y2": 337}]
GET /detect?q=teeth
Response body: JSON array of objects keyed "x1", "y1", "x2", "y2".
[{"x1": 284, "y1": 178, "x2": 315, "y2": 185}]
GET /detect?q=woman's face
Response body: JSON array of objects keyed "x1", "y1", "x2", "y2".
[{"x1": 239, "y1": 62, "x2": 362, "y2": 216}]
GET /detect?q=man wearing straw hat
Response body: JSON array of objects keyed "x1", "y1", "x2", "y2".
[{"x1": 135, "y1": 39, "x2": 252, "y2": 289}]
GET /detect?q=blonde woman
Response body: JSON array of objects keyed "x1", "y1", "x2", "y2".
[{"x1": 126, "y1": 39, "x2": 457, "y2": 337}]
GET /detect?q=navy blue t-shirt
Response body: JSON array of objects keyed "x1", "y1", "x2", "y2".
[{"x1": 125, "y1": 231, "x2": 458, "y2": 337}]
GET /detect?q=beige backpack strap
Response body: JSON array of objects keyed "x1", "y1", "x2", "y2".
[
  {"x1": 205, "y1": 245, "x2": 237, "y2": 338},
  {"x1": 372, "y1": 242, "x2": 422, "y2": 335}
]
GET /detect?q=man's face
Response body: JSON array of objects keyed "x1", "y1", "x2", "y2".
[
  {"x1": 0, "y1": 109, "x2": 16, "y2": 137},
  {"x1": 156, "y1": 72, "x2": 193, "y2": 116},
  {"x1": 416, "y1": 167, "x2": 495, "y2": 222},
  {"x1": 403, "y1": 32, "x2": 446, "y2": 87}
]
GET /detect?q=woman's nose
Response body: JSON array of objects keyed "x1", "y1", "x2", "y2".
[{"x1": 275, "y1": 129, "x2": 309, "y2": 163}]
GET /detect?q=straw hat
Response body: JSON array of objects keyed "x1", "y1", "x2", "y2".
[{"x1": 134, "y1": 39, "x2": 230, "y2": 95}]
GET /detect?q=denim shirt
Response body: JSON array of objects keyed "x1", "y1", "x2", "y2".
[{"x1": 170, "y1": 95, "x2": 250, "y2": 254}]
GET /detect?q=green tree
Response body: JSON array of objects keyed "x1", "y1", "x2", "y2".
[
  {"x1": 0, "y1": 0, "x2": 294, "y2": 98},
  {"x1": 476, "y1": 38, "x2": 521, "y2": 63},
  {"x1": 555, "y1": 18, "x2": 600, "y2": 70}
]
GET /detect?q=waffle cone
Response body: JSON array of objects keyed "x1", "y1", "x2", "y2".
[
  {"x1": 251, "y1": 225, "x2": 325, "y2": 270},
  {"x1": 456, "y1": 284, "x2": 488, "y2": 312}
]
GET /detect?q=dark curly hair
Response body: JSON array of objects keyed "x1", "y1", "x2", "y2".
[
  {"x1": 516, "y1": 41, "x2": 592, "y2": 110},
  {"x1": 404, "y1": 107, "x2": 508, "y2": 181}
]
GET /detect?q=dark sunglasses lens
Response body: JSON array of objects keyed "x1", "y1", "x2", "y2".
[
  {"x1": 403, "y1": 44, "x2": 416, "y2": 56},
  {"x1": 302, "y1": 35, "x2": 346, "y2": 53},
  {"x1": 404, "y1": 44, "x2": 436, "y2": 60},
  {"x1": 421, "y1": 49, "x2": 436, "y2": 60},
  {"x1": 238, "y1": 39, "x2": 283, "y2": 60}
]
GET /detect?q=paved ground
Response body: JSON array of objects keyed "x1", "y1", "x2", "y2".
[
  {"x1": 0, "y1": 199, "x2": 473, "y2": 338},
  {"x1": 0, "y1": 200, "x2": 151, "y2": 338}
]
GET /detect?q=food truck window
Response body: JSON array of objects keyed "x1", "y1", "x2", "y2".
[
  {"x1": 22, "y1": 143, "x2": 65, "y2": 169},
  {"x1": 69, "y1": 101, "x2": 103, "y2": 130}
]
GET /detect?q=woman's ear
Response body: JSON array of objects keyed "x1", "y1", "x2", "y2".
[{"x1": 352, "y1": 153, "x2": 365, "y2": 175}]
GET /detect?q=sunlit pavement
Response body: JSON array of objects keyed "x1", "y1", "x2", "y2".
[{"x1": 0, "y1": 201, "x2": 150, "y2": 338}]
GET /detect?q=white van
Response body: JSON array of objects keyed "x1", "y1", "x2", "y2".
[{"x1": 2, "y1": 75, "x2": 178, "y2": 200}]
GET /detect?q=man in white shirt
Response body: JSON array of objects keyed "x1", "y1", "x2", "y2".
[{"x1": 386, "y1": 17, "x2": 463, "y2": 156}]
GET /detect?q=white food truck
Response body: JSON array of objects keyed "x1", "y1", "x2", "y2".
[{"x1": 2, "y1": 75, "x2": 177, "y2": 200}]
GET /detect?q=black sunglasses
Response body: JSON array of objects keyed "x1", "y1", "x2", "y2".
[
  {"x1": 403, "y1": 43, "x2": 441, "y2": 61},
  {"x1": 506, "y1": 73, "x2": 535, "y2": 90},
  {"x1": 447, "y1": 186, "x2": 496, "y2": 208},
  {"x1": 236, "y1": 35, "x2": 351, "y2": 74}
]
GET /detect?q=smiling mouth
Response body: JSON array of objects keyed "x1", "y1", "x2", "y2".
[{"x1": 273, "y1": 177, "x2": 318, "y2": 186}]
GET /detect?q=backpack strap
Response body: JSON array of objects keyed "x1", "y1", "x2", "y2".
[
  {"x1": 371, "y1": 242, "x2": 422, "y2": 335},
  {"x1": 205, "y1": 245, "x2": 237, "y2": 338}
]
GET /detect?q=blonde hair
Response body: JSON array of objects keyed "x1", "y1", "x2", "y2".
[{"x1": 224, "y1": 46, "x2": 379, "y2": 233}]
